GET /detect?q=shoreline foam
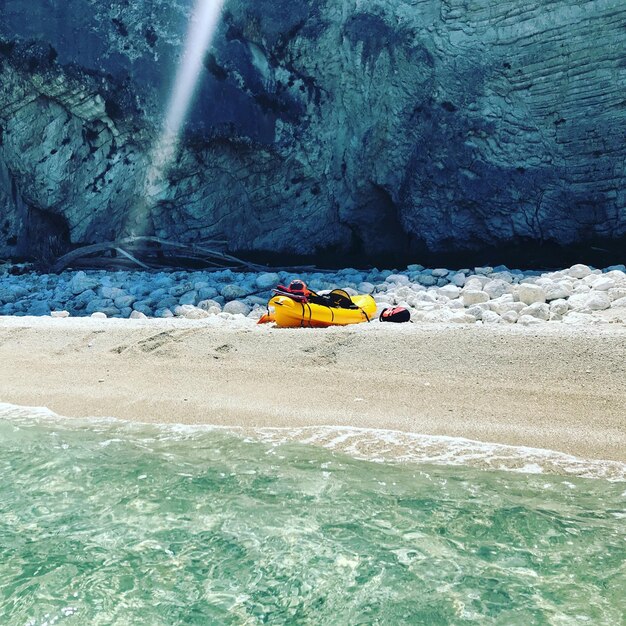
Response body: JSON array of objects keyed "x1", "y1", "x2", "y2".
[{"x1": 2, "y1": 402, "x2": 625, "y2": 481}]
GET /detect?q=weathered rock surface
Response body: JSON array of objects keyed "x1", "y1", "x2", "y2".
[{"x1": 1, "y1": 1, "x2": 626, "y2": 266}]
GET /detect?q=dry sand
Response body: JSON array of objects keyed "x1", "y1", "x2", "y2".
[{"x1": 0, "y1": 316, "x2": 625, "y2": 462}]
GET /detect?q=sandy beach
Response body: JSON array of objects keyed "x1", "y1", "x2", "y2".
[{"x1": 1, "y1": 315, "x2": 625, "y2": 463}]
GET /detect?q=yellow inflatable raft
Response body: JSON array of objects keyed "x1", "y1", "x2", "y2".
[{"x1": 261, "y1": 292, "x2": 376, "y2": 328}]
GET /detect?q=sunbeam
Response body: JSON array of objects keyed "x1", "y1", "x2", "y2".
[{"x1": 126, "y1": 0, "x2": 226, "y2": 235}]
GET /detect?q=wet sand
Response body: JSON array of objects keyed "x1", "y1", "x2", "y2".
[{"x1": 1, "y1": 316, "x2": 625, "y2": 462}]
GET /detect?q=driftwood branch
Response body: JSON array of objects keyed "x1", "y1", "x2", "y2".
[
  {"x1": 114, "y1": 247, "x2": 151, "y2": 270},
  {"x1": 50, "y1": 236, "x2": 335, "y2": 275},
  {"x1": 51, "y1": 236, "x2": 270, "y2": 273}
]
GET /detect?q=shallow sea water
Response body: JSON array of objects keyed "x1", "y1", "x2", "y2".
[{"x1": 0, "y1": 406, "x2": 625, "y2": 625}]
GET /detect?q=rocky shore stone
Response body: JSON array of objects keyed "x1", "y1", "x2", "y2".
[
  {"x1": 567, "y1": 265, "x2": 593, "y2": 279},
  {"x1": 174, "y1": 305, "x2": 209, "y2": 319},
  {"x1": 519, "y1": 303, "x2": 550, "y2": 321},
  {"x1": 461, "y1": 290, "x2": 490, "y2": 306},
  {"x1": 518, "y1": 284, "x2": 546, "y2": 305},
  {"x1": 254, "y1": 273, "x2": 278, "y2": 291},
  {"x1": 1, "y1": 262, "x2": 623, "y2": 327},
  {"x1": 223, "y1": 301, "x2": 250, "y2": 316},
  {"x1": 221, "y1": 284, "x2": 251, "y2": 301},
  {"x1": 483, "y1": 280, "x2": 511, "y2": 299}
]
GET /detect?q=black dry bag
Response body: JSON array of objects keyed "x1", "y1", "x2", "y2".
[{"x1": 379, "y1": 307, "x2": 411, "y2": 323}]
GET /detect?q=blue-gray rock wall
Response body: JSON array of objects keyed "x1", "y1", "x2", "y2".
[{"x1": 0, "y1": 0, "x2": 625, "y2": 266}]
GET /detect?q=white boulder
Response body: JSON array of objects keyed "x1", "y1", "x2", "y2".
[
  {"x1": 474, "y1": 266, "x2": 493, "y2": 276},
  {"x1": 567, "y1": 293, "x2": 589, "y2": 311},
  {"x1": 549, "y1": 299, "x2": 570, "y2": 317},
  {"x1": 466, "y1": 303, "x2": 490, "y2": 320},
  {"x1": 450, "y1": 273, "x2": 466, "y2": 287},
  {"x1": 223, "y1": 300, "x2": 251, "y2": 316},
  {"x1": 179, "y1": 290, "x2": 199, "y2": 306},
  {"x1": 386, "y1": 273, "x2": 410, "y2": 285},
  {"x1": 543, "y1": 281, "x2": 573, "y2": 301},
  {"x1": 483, "y1": 279, "x2": 511, "y2": 299},
  {"x1": 101, "y1": 286, "x2": 126, "y2": 300},
  {"x1": 567, "y1": 264, "x2": 592, "y2": 279},
  {"x1": 417, "y1": 274, "x2": 437, "y2": 287},
  {"x1": 608, "y1": 288, "x2": 626, "y2": 302},
  {"x1": 585, "y1": 292, "x2": 612, "y2": 311},
  {"x1": 70, "y1": 271, "x2": 100, "y2": 295},
  {"x1": 590, "y1": 276, "x2": 615, "y2": 291},
  {"x1": 462, "y1": 278, "x2": 482, "y2": 292},
  {"x1": 221, "y1": 284, "x2": 250, "y2": 301},
  {"x1": 568, "y1": 292, "x2": 611, "y2": 312},
  {"x1": 465, "y1": 275, "x2": 490, "y2": 288},
  {"x1": 488, "y1": 295, "x2": 513, "y2": 315},
  {"x1": 604, "y1": 270, "x2": 626, "y2": 285},
  {"x1": 432, "y1": 268, "x2": 449, "y2": 277},
  {"x1": 114, "y1": 294, "x2": 136, "y2": 309},
  {"x1": 490, "y1": 299, "x2": 526, "y2": 315},
  {"x1": 256, "y1": 272, "x2": 280, "y2": 290},
  {"x1": 517, "y1": 283, "x2": 546, "y2": 305},
  {"x1": 562, "y1": 312, "x2": 603, "y2": 325},
  {"x1": 437, "y1": 284, "x2": 461, "y2": 299},
  {"x1": 461, "y1": 290, "x2": 490, "y2": 306},
  {"x1": 492, "y1": 271, "x2": 514, "y2": 284},
  {"x1": 501, "y1": 311, "x2": 519, "y2": 324},
  {"x1": 517, "y1": 314, "x2": 543, "y2": 326},
  {"x1": 519, "y1": 302, "x2": 550, "y2": 321},
  {"x1": 481, "y1": 310, "x2": 504, "y2": 324},
  {"x1": 198, "y1": 299, "x2": 222, "y2": 312},
  {"x1": 450, "y1": 313, "x2": 477, "y2": 324},
  {"x1": 169, "y1": 281, "x2": 194, "y2": 297},
  {"x1": 174, "y1": 305, "x2": 209, "y2": 319}
]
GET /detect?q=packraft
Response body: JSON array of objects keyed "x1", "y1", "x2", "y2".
[{"x1": 258, "y1": 280, "x2": 376, "y2": 328}]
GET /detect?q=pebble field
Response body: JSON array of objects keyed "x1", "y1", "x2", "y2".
[{"x1": 1, "y1": 262, "x2": 625, "y2": 326}]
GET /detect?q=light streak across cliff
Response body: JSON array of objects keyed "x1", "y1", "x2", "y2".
[{"x1": 129, "y1": 0, "x2": 226, "y2": 234}]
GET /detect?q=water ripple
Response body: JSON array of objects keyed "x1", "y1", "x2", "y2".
[{"x1": 0, "y1": 405, "x2": 625, "y2": 624}]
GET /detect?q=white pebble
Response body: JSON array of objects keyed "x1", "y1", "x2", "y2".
[
  {"x1": 590, "y1": 277, "x2": 615, "y2": 291},
  {"x1": 223, "y1": 300, "x2": 251, "y2": 316},
  {"x1": 483, "y1": 279, "x2": 511, "y2": 299},
  {"x1": 461, "y1": 290, "x2": 490, "y2": 306},
  {"x1": 517, "y1": 283, "x2": 546, "y2": 305},
  {"x1": 437, "y1": 284, "x2": 461, "y2": 299},
  {"x1": 517, "y1": 314, "x2": 544, "y2": 326},
  {"x1": 567, "y1": 264, "x2": 592, "y2": 279},
  {"x1": 481, "y1": 310, "x2": 504, "y2": 324},
  {"x1": 519, "y1": 302, "x2": 550, "y2": 321}
]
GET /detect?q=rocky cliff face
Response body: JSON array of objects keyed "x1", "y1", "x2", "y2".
[{"x1": 1, "y1": 0, "x2": 625, "y2": 267}]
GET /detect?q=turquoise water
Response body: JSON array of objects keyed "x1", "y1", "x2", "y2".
[{"x1": 0, "y1": 412, "x2": 625, "y2": 625}]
